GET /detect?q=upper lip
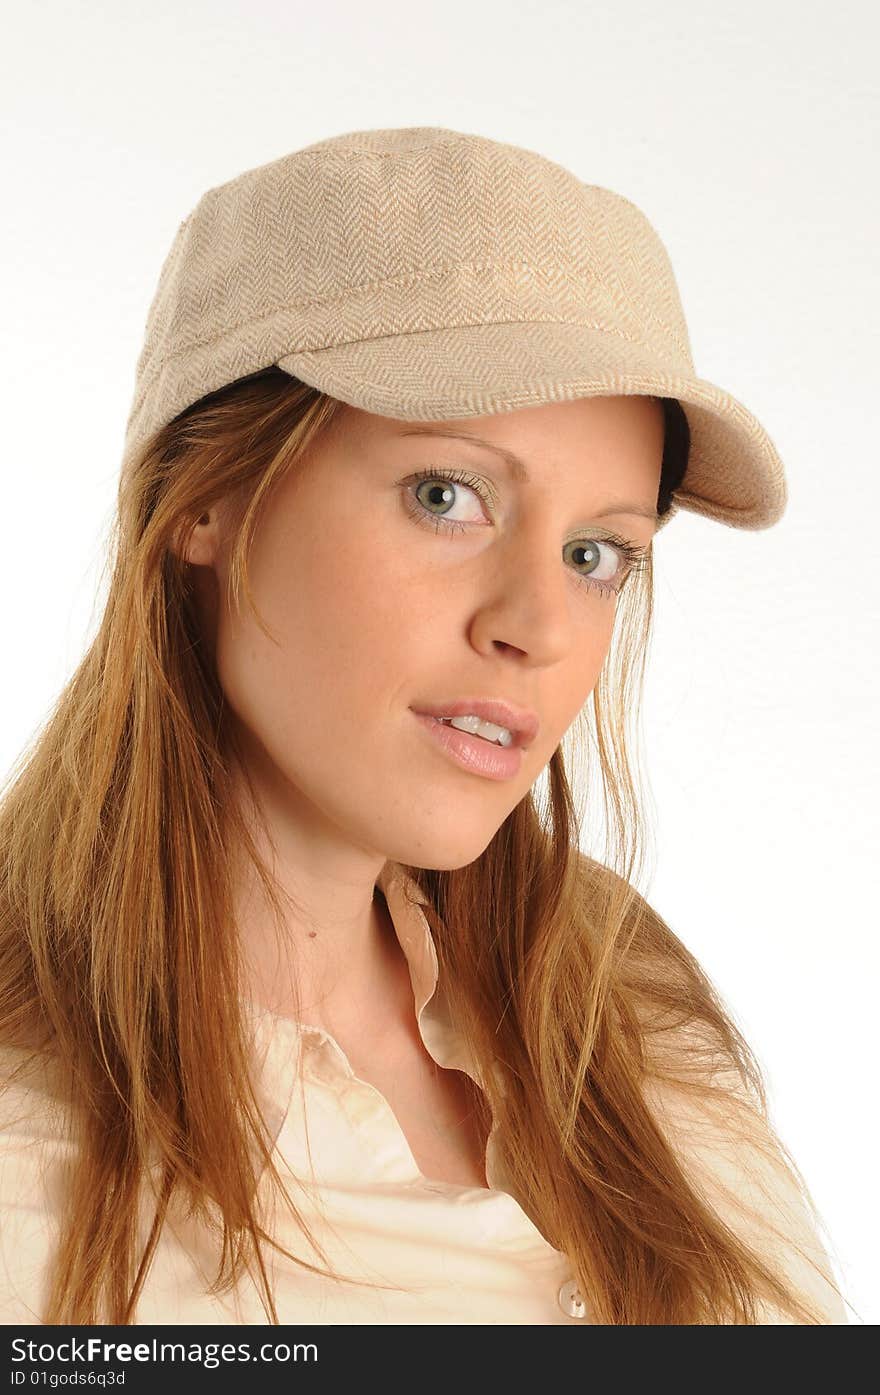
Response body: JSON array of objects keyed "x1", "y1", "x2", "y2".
[{"x1": 411, "y1": 698, "x2": 540, "y2": 750}]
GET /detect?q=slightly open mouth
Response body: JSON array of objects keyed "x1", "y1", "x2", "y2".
[{"x1": 433, "y1": 717, "x2": 510, "y2": 747}]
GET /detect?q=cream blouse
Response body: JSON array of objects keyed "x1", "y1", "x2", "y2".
[{"x1": 0, "y1": 861, "x2": 848, "y2": 1325}]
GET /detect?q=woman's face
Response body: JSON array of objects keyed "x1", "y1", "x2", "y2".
[{"x1": 190, "y1": 395, "x2": 664, "y2": 870}]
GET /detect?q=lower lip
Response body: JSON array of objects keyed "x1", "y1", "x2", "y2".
[{"x1": 411, "y1": 712, "x2": 525, "y2": 781}]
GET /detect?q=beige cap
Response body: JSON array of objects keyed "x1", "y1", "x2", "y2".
[{"x1": 121, "y1": 125, "x2": 787, "y2": 532}]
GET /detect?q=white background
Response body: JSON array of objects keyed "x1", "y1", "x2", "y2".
[{"x1": 1, "y1": 0, "x2": 877, "y2": 1323}]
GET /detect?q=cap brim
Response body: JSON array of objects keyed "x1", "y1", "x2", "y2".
[{"x1": 277, "y1": 319, "x2": 787, "y2": 531}]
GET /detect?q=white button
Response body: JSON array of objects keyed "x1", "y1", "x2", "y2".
[{"x1": 558, "y1": 1278, "x2": 588, "y2": 1320}]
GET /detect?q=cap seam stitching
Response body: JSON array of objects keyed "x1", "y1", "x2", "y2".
[
  {"x1": 130, "y1": 250, "x2": 671, "y2": 374},
  {"x1": 133, "y1": 315, "x2": 690, "y2": 429},
  {"x1": 127, "y1": 313, "x2": 669, "y2": 429}
]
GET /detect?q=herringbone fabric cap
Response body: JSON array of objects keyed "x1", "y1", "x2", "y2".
[{"x1": 121, "y1": 125, "x2": 787, "y2": 531}]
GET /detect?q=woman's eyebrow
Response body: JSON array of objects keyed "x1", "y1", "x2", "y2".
[{"x1": 395, "y1": 426, "x2": 659, "y2": 522}]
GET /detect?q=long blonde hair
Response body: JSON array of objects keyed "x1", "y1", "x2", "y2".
[{"x1": 0, "y1": 368, "x2": 847, "y2": 1323}]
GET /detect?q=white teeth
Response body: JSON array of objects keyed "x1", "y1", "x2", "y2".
[{"x1": 438, "y1": 715, "x2": 515, "y2": 747}]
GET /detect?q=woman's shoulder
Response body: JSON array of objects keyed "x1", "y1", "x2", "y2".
[
  {"x1": 570, "y1": 861, "x2": 850, "y2": 1324},
  {"x1": 0, "y1": 1040, "x2": 75, "y2": 1324},
  {"x1": 0, "y1": 1040, "x2": 72, "y2": 1126},
  {"x1": 640, "y1": 1033, "x2": 850, "y2": 1324},
  {"x1": 0, "y1": 1040, "x2": 76, "y2": 1167}
]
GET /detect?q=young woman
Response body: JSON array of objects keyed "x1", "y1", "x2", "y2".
[{"x1": 0, "y1": 126, "x2": 849, "y2": 1324}]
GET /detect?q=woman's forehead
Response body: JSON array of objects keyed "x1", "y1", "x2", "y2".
[{"x1": 332, "y1": 394, "x2": 667, "y2": 464}]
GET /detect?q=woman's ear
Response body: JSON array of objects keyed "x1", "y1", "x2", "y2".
[
  {"x1": 170, "y1": 510, "x2": 221, "y2": 568},
  {"x1": 171, "y1": 510, "x2": 225, "y2": 661}
]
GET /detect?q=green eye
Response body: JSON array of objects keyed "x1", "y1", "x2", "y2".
[{"x1": 403, "y1": 467, "x2": 649, "y2": 601}]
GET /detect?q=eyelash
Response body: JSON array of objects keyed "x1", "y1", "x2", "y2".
[{"x1": 402, "y1": 467, "x2": 650, "y2": 599}]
